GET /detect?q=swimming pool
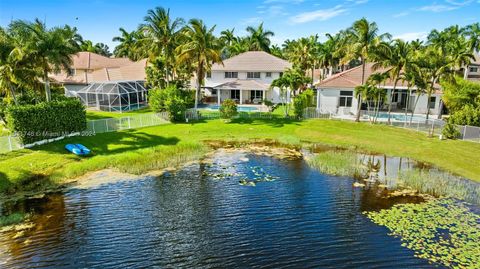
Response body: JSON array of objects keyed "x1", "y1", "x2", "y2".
[
  {"x1": 203, "y1": 105, "x2": 260, "y2": 112},
  {"x1": 371, "y1": 112, "x2": 426, "y2": 122}
]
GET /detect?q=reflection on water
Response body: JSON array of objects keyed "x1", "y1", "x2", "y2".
[{"x1": 0, "y1": 150, "x2": 441, "y2": 268}]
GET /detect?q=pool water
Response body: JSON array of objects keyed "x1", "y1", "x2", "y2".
[
  {"x1": 0, "y1": 150, "x2": 440, "y2": 268},
  {"x1": 372, "y1": 112, "x2": 426, "y2": 122},
  {"x1": 204, "y1": 105, "x2": 260, "y2": 112}
]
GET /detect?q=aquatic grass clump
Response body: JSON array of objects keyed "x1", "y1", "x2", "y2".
[
  {"x1": 398, "y1": 169, "x2": 480, "y2": 205},
  {"x1": 0, "y1": 212, "x2": 30, "y2": 227},
  {"x1": 307, "y1": 150, "x2": 366, "y2": 178},
  {"x1": 365, "y1": 199, "x2": 480, "y2": 268},
  {"x1": 53, "y1": 142, "x2": 208, "y2": 180}
]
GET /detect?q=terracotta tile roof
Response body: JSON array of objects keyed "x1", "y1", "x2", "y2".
[
  {"x1": 71, "y1": 51, "x2": 133, "y2": 69},
  {"x1": 215, "y1": 79, "x2": 269, "y2": 90},
  {"x1": 316, "y1": 62, "x2": 441, "y2": 90},
  {"x1": 212, "y1": 51, "x2": 292, "y2": 72},
  {"x1": 50, "y1": 52, "x2": 147, "y2": 84}
]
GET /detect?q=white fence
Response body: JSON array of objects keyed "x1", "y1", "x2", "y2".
[{"x1": 1, "y1": 108, "x2": 479, "y2": 154}]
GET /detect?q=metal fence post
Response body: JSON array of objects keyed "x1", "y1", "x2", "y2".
[
  {"x1": 462, "y1": 125, "x2": 467, "y2": 140},
  {"x1": 91, "y1": 121, "x2": 96, "y2": 134},
  {"x1": 8, "y1": 135, "x2": 13, "y2": 151}
]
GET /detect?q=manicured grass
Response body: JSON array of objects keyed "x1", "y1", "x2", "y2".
[
  {"x1": 86, "y1": 107, "x2": 153, "y2": 120},
  {"x1": 0, "y1": 118, "x2": 479, "y2": 194}
]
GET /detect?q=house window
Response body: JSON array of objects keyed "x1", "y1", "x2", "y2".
[
  {"x1": 211, "y1": 89, "x2": 217, "y2": 95},
  {"x1": 266, "y1": 72, "x2": 272, "y2": 78},
  {"x1": 206, "y1": 72, "x2": 211, "y2": 78},
  {"x1": 247, "y1": 72, "x2": 261, "y2": 79},
  {"x1": 67, "y1": 68, "x2": 76, "y2": 76},
  {"x1": 250, "y1": 90, "x2": 263, "y2": 103},
  {"x1": 429, "y1": 96, "x2": 436, "y2": 109},
  {"x1": 392, "y1": 92, "x2": 399, "y2": 103},
  {"x1": 470, "y1": 67, "x2": 478, "y2": 73},
  {"x1": 279, "y1": 72, "x2": 283, "y2": 77},
  {"x1": 339, "y1": 91, "x2": 353, "y2": 107},
  {"x1": 225, "y1": 72, "x2": 238, "y2": 78},
  {"x1": 230, "y1": 90, "x2": 240, "y2": 100}
]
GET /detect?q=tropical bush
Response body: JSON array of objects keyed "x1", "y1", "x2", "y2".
[
  {"x1": 448, "y1": 105, "x2": 480, "y2": 127},
  {"x1": 263, "y1": 99, "x2": 274, "y2": 112},
  {"x1": 148, "y1": 85, "x2": 194, "y2": 122},
  {"x1": 442, "y1": 121, "x2": 461, "y2": 140},
  {"x1": 293, "y1": 89, "x2": 315, "y2": 118},
  {"x1": 6, "y1": 99, "x2": 86, "y2": 144},
  {"x1": 219, "y1": 99, "x2": 238, "y2": 119}
]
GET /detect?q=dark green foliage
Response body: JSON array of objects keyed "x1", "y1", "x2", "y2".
[
  {"x1": 449, "y1": 105, "x2": 480, "y2": 127},
  {"x1": 442, "y1": 121, "x2": 461, "y2": 139},
  {"x1": 293, "y1": 89, "x2": 315, "y2": 118},
  {"x1": 6, "y1": 99, "x2": 86, "y2": 144},
  {"x1": 148, "y1": 85, "x2": 193, "y2": 122},
  {"x1": 219, "y1": 99, "x2": 238, "y2": 119}
]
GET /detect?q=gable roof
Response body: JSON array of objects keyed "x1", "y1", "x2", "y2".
[
  {"x1": 471, "y1": 53, "x2": 480, "y2": 66},
  {"x1": 316, "y1": 63, "x2": 441, "y2": 90},
  {"x1": 211, "y1": 51, "x2": 292, "y2": 72},
  {"x1": 71, "y1": 52, "x2": 134, "y2": 69}
]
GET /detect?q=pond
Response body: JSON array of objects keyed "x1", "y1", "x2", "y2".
[{"x1": 0, "y1": 150, "x2": 457, "y2": 268}]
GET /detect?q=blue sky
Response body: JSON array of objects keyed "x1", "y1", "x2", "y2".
[{"x1": 0, "y1": 0, "x2": 478, "y2": 50}]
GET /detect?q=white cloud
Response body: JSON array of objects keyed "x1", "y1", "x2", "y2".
[
  {"x1": 240, "y1": 17, "x2": 263, "y2": 25},
  {"x1": 346, "y1": 0, "x2": 369, "y2": 4},
  {"x1": 417, "y1": 4, "x2": 459, "y2": 12},
  {"x1": 445, "y1": 0, "x2": 474, "y2": 6},
  {"x1": 263, "y1": 0, "x2": 304, "y2": 3},
  {"x1": 393, "y1": 11, "x2": 409, "y2": 17},
  {"x1": 289, "y1": 5, "x2": 348, "y2": 24},
  {"x1": 393, "y1": 32, "x2": 428, "y2": 41}
]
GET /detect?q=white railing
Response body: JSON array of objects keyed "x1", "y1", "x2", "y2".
[{"x1": 1, "y1": 109, "x2": 479, "y2": 154}]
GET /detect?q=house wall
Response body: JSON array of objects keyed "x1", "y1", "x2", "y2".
[
  {"x1": 317, "y1": 87, "x2": 442, "y2": 116},
  {"x1": 316, "y1": 88, "x2": 359, "y2": 114},
  {"x1": 204, "y1": 71, "x2": 285, "y2": 104}
]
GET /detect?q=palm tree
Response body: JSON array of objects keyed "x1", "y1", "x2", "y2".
[
  {"x1": 9, "y1": 19, "x2": 79, "y2": 102},
  {"x1": 372, "y1": 39, "x2": 412, "y2": 123},
  {"x1": 142, "y1": 7, "x2": 184, "y2": 84},
  {"x1": 282, "y1": 68, "x2": 311, "y2": 96},
  {"x1": 246, "y1": 23, "x2": 274, "y2": 52},
  {"x1": 270, "y1": 75, "x2": 290, "y2": 117},
  {"x1": 465, "y1": 23, "x2": 480, "y2": 53},
  {"x1": 285, "y1": 35, "x2": 318, "y2": 82},
  {"x1": 344, "y1": 18, "x2": 390, "y2": 121},
  {"x1": 176, "y1": 19, "x2": 222, "y2": 109},
  {"x1": 94, "y1": 43, "x2": 111, "y2": 57},
  {"x1": 113, "y1": 28, "x2": 142, "y2": 60},
  {"x1": 367, "y1": 72, "x2": 388, "y2": 122}
]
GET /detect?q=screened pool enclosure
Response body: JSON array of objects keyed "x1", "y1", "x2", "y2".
[{"x1": 73, "y1": 81, "x2": 148, "y2": 112}]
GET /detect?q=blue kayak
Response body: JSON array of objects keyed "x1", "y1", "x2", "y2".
[{"x1": 65, "y1": 144, "x2": 91, "y2": 156}]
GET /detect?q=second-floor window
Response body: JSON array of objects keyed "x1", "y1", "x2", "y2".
[
  {"x1": 470, "y1": 67, "x2": 478, "y2": 73},
  {"x1": 225, "y1": 72, "x2": 238, "y2": 78},
  {"x1": 266, "y1": 72, "x2": 272, "y2": 78},
  {"x1": 247, "y1": 72, "x2": 261, "y2": 79}
]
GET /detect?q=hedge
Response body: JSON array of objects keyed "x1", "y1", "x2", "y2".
[{"x1": 6, "y1": 99, "x2": 87, "y2": 144}]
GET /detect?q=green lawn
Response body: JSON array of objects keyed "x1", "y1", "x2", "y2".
[
  {"x1": 86, "y1": 107, "x2": 153, "y2": 120},
  {"x1": 1, "y1": 118, "x2": 479, "y2": 195}
]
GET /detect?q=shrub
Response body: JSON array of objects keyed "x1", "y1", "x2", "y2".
[
  {"x1": 442, "y1": 121, "x2": 461, "y2": 140},
  {"x1": 263, "y1": 99, "x2": 274, "y2": 112},
  {"x1": 6, "y1": 99, "x2": 86, "y2": 144},
  {"x1": 148, "y1": 85, "x2": 193, "y2": 122},
  {"x1": 293, "y1": 89, "x2": 315, "y2": 118},
  {"x1": 219, "y1": 99, "x2": 238, "y2": 119},
  {"x1": 165, "y1": 96, "x2": 187, "y2": 122},
  {"x1": 449, "y1": 105, "x2": 480, "y2": 127}
]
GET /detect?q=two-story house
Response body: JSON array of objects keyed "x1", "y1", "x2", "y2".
[
  {"x1": 464, "y1": 53, "x2": 480, "y2": 82},
  {"x1": 202, "y1": 51, "x2": 292, "y2": 106}
]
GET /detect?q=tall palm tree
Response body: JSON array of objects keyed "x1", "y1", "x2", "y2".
[
  {"x1": 367, "y1": 72, "x2": 388, "y2": 122},
  {"x1": 142, "y1": 7, "x2": 184, "y2": 84},
  {"x1": 246, "y1": 23, "x2": 274, "y2": 52},
  {"x1": 285, "y1": 35, "x2": 318, "y2": 81},
  {"x1": 465, "y1": 22, "x2": 480, "y2": 53},
  {"x1": 372, "y1": 39, "x2": 412, "y2": 123},
  {"x1": 176, "y1": 19, "x2": 222, "y2": 109},
  {"x1": 94, "y1": 43, "x2": 111, "y2": 57},
  {"x1": 270, "y1": 75, "x2": 290, "y2": 117},
  {"x1": 9, "y1": 19, "x2": 79, "y2": 102},
  {"x1": 113, "y1": 28, "x2": 142, "y2": 60},
  {"x1": 344, "y1": 18, "x2": 390, "y2": 121}
]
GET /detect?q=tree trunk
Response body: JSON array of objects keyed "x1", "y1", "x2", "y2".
[
  {"x1": 463, "y1": 67, "x2": 468, "y2": 79},
  {"x1": 44, "y1": 69, "x2": 51, "y2": 102},
  {"x1": 425, "y1": 91, "x2": 432, "y2": 120},
  {"x1": 8, "y1": 84, "x2": 18, "y2": 105},
  {"x1": 355, "y1": 60, "x2": 366, "y2": 122},
  {"x1": 404, "y1": 89, "x2": 411, "y2": 125},
  {"x1": 194, "y1": 70, "x2": 200, "y2": 109},
  {"x1": 410, "y1": 93, "x2": 421, "y2": 124}
]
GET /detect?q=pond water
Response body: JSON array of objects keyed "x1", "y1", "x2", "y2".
[{"x1": 0, "y1": 150, "x2": 443, "y2": 268}]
